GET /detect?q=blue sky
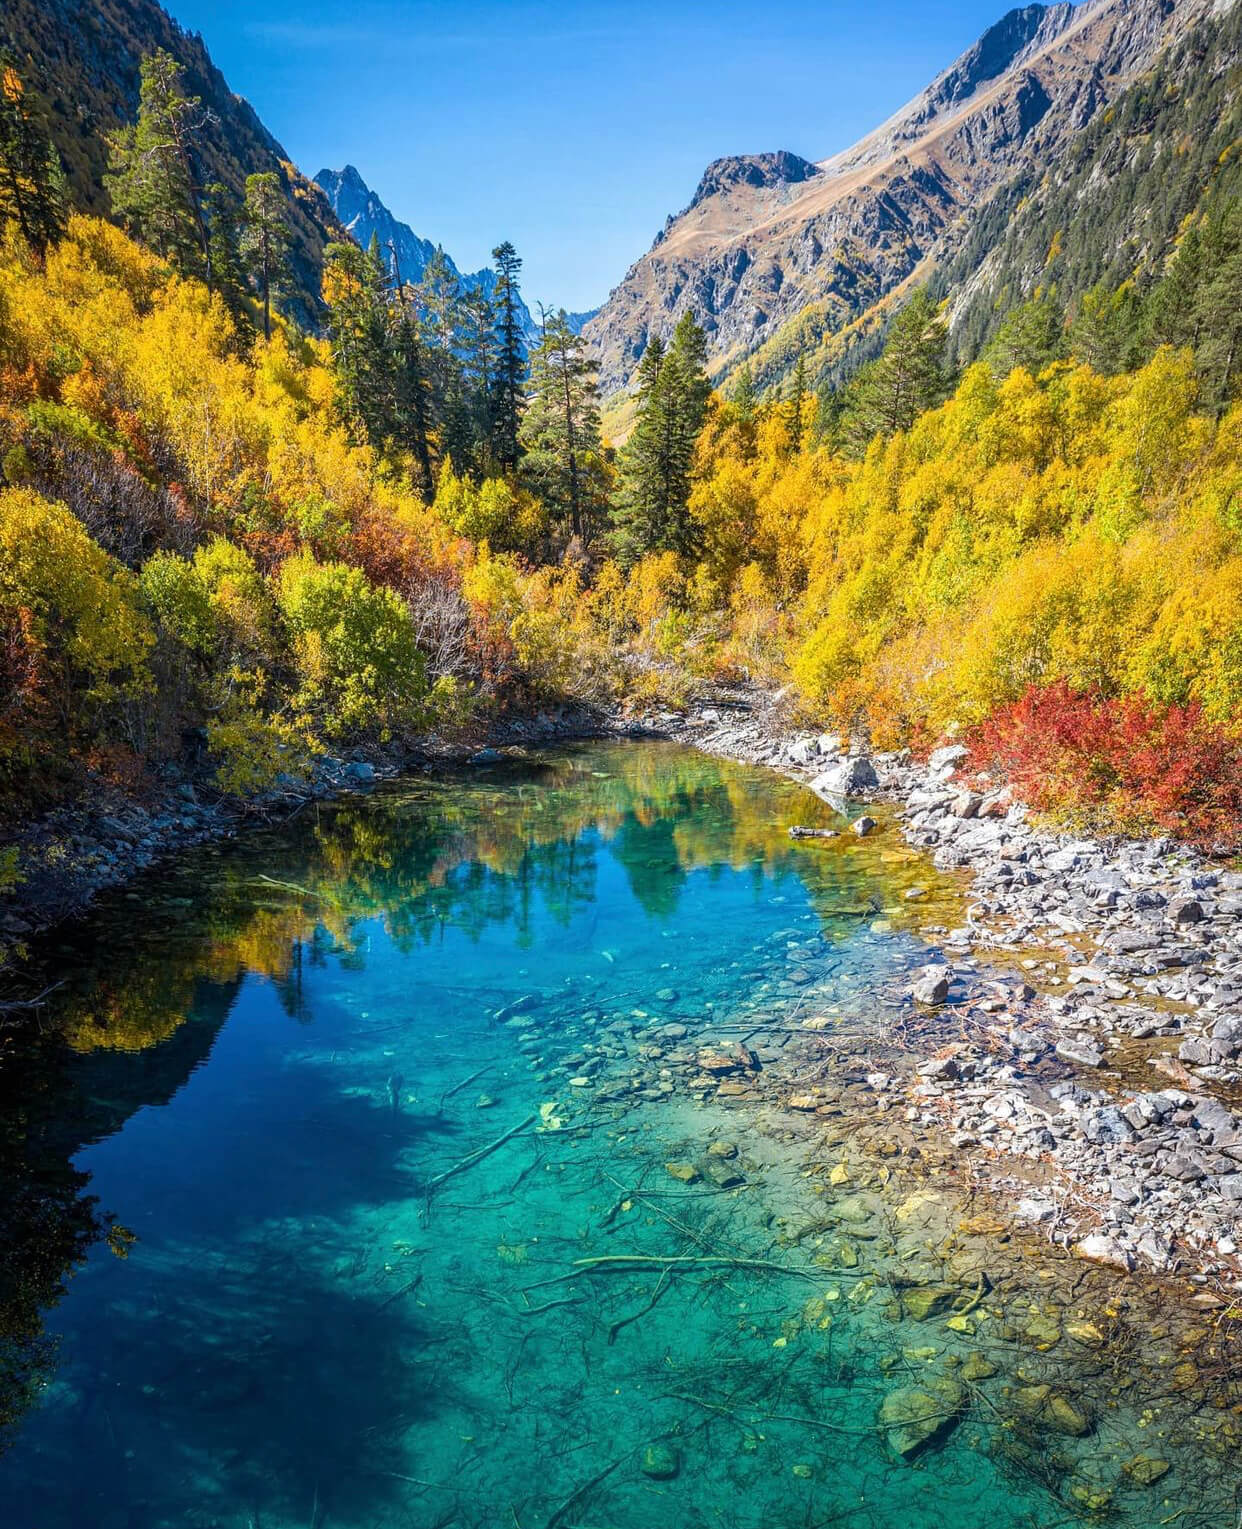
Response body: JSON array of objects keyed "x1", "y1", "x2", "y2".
[{"x1": 170, "y1": 0, "x2": 1018, "y2": 312}]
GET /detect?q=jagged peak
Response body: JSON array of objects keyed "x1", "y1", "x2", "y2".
[
  {"x1": 689, "y1": 150, "x2": 821, "y2": 209},
  {"x1": 922, "y1": 3, "x2": 1077, "y2": 115}
]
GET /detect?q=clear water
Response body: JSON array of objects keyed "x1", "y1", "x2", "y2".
[{"x1": 0, "y1": 743, "x2": 1234, "y2": 1528}]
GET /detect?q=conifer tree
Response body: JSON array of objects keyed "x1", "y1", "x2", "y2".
[
  {"x1": 732, "y1": 362, "x2": 757, "y2": 424},
  {"x1": 323, "y1": 237, "x2": 394, "y2": 447},
  {"x1": 844, "y1": 289, "x2": 947, "y2": 451},
  {"x1": 613, "y1": 312, "x2": 711, "y2": 562},
  {"x1": 520, "y1": 309, "x2": 604, "y2": 540},
  {"x1": 786, "y1": 351, "x2": 809, "y2": 452},
  {"x1": 488, "y1": 241, "x2": 526, "y2": 472},
  {"x1": 239, "y1": 170, "x2": 291, "y2": 340},
  {"x1": 983, "y1": 293, "x2": 1065, "y2": 377},
  {"x1": 204, "y1": 182, "x2": 253, "y2": 335},
  {"x1": 106, "y1": 49, "x2": 213, "y2": 280},
  {"x1": 0, "y1": 55, "x2": 67, "y2": 256}
]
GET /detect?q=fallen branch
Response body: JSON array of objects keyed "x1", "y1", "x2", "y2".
[
  {"x1": 437, "y1": 1064, "x2": 493, "y2": 1113},
  {"x1": 425, "y1": 1114, "x2": 536, "y2": 1193}
]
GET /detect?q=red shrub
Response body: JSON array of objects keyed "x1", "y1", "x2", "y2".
[{"x1": 964, "y1": 680, "x2": 1242, "y2": 846}]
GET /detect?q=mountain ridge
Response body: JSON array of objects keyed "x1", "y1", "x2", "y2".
[
  {"x1": 586, "y1": 0, "x2": 1219, "y2": 399},
  {"x1": 316, "y1": 164, "x2": 597, "y2": 341},
  {"x1": 0, "y1": 0, "x2": 346, "y2": 328}
]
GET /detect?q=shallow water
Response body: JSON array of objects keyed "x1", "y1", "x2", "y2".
[{"x1": 0, "y1": 742, "x2": 1235, "y2": 1528}]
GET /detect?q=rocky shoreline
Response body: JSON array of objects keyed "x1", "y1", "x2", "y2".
[{"x1": 634, "y1": 687, "x2": 1242, "y2": 1296}]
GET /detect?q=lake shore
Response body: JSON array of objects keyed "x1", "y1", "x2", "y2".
[{"x1": 638, "y1": 686, "x2": 1242, "y2": 1296}]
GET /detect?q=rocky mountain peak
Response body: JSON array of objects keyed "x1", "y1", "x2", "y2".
[{"x1": 689, "y1": 151, "x2": 821, "y2": 209}]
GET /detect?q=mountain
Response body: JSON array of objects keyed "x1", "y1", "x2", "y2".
[
  {"x1": 938, "y1": 0, "x2": 1242, "y2": 361},
  {"x1": 0, "y1": 0, "x2": 346, "y2": 329},
  {"x1": 585, "y1": 0, "x2": 1224, "y2": 399},
  {"x1": 316, "y1": 165, "x2": 598, "y2": 340}
]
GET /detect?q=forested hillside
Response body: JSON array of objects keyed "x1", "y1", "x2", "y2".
[
  {"x1": 0, "y1": 3, "x2": 1241, "y2": 863},
  {"x1": 939, "y1": 0, "x2": 1242, "y2": 363},
  {"x1": 0, "y1": 0, "x2": 344, "y2": 326}
]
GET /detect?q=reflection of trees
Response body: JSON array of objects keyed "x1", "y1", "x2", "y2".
[{"x1": 25, "y1": 742, "x2": 958, "y2": 1061}]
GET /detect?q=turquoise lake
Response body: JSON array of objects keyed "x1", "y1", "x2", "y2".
[{"x1": 0, "y1": 741, "x2": 1235, "y2": 1528}]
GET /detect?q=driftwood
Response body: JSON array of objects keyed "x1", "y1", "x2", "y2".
[{"x1": 425, "y1": 1114, "x2": 536, "y2": 1193}]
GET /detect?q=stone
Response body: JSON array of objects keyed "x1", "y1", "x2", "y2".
[
  {"x1": 1044, "y1": 1394, "x2": 1092, "y2": 1437},
  {"x1": 912, "y1": 965, "x2": 952, "y2": 1006},
  {"x1": 961, "y1": 1353, "x2": 997, "y2": 1382},
  {"x1": 901, "y1": 1285, "x2": 958, "y2": 1321},
  {"x1": 1171, "y1": 896, "x2": 1205, "y2": 925},
  {"x1": 697, "y1": 1049, "x2": 742, "y2": 1075},
  {"x1": 878, "y1": 1379, "x2": 964, "y2": 1459},
  {"x1": 703, "y1": 1159, "x2": 745, "y2": 1188},
  {"x1": 665, "y1": 1162, "x2": 701, "y2": 1183},
  {"x1": 707, "y1": 1141, "x2": 738, "y2": 1158},
  {"x1": 1073, "y1": 1233, "x2": 1134, "y2": 1271},
  {"x1": 928, "y1": 744, "x2": 968, "y2": 775},
  {"x1": 1055, "y1": 1040, "x2": 1105, "y2": 1069},
  {"x1": 809, "y1": 756, "x2": 879, "y2": 800},
  {"x1": 787, "y1": 1094, "x2": 819, "y2": 1111},
  {"x1": 852, "y1": 815, "x2": 878, "y2": 837},
  {"x1": 640, "y1": 1442, "x2": 680, "y2": 1479},
  {"x1": 1123, "y1": 1454, "x2": 1171, "y2": 1487}
]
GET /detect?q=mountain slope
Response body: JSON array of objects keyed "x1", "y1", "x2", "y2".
[
  {"x1": 586, "y1": 0, "x2": 1220, "y2": 398},
  {"x1": 938, "y1": 0, "x2": 1242, "y2": 359},
  {"x1": 316, "y1": 165, "x2": 598, "y2": 340},
  {"x1": 0, "y1": 0, "x2": 345, "y2": 327}
]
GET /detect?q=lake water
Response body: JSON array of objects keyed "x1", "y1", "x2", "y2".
[{"x1": 0, "y1": 742, "x2": 1235, "y2": 1528}]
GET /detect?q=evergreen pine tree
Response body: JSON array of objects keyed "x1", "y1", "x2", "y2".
[
  {"x1": 732, "y1": 362, "x2": 757, "y2": 424},
  {"x1": 488, "y1": 241, "x2": 526, "y2": 472},
  {"x1": 239, "y1": 170, "x2": 291, "y2": 340},
  {"x1": 613, "y1": 312, "x2": 711, "y2": 562},
  {"x1": 843, "y1": 289, "x2": 947, "y2": 451},
  {"x1": 323, "y1": 237, "x2": 395, "y2": 448},
  {"x1": 786, "y1": 351, "x2": 809, "y2": 452},
  {"x1": 983, "y1": 293, "x2": 1065, "y2": 377},
  {"x1": 519, "y1": 309, "x2": 604, "y2": 541},
  {"x1": 106, "y1": 49, "x2": 213, "y2": 280},
  {"x1": 204, "y1": 182, "x2": 253, "y2": 335},
  {"x1": 0, "y1": 55, "x2": 67, "y2": 256}
]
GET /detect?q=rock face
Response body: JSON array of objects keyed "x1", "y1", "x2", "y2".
[{"x1": 585, "y1": 0, "x2": 1215, "y2": 399}]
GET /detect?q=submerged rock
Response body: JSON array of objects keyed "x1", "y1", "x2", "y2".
[
  {"x1": 878, "y1": 1378, "x2": 964, "y2": 1459},
  {"x1": 1123, "y1": 1454, "x2": 1171, "y2": 1486},
  {"x1": 640, "y1": 1442, "x2": 681, "y2": 1479},
  {"x1": 901, "y1": 1284, "x2": 959, "y2": 1321}
]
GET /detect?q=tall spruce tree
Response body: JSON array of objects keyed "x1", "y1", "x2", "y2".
[
  {"x1": 323, "y1": 236, "x2": 395, "y2": 448},
  {"x1": 488, "y1": 241, "x2": 526, "y2": 471},
  {"x1": 732, "y1": 362, "x2": 758, "y2": 424},
  {"x1": 843, "y1": 289, "x2": 947, "y2": 451},
  {"x1": 204, "y1": 182, "x2": 253, "y2": 334},
  {"x1": 519, "y1": 309, "x2": 604, "y2": 541},
  {"x1": 786, "y1": 351, "x2": 809, "y2": 452},
  {"x1": 106, "y1": 49, "x2": 213, "y2": 280},
  {"x1": 613, "y1": 312, "x2": 711, "y2": 562},
  {"x1": 0, "y1": 55, "x2": 67, "y2": 256},
  {"x1": 239, "y1": 171, "x2": 291, "y2": 340}
]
